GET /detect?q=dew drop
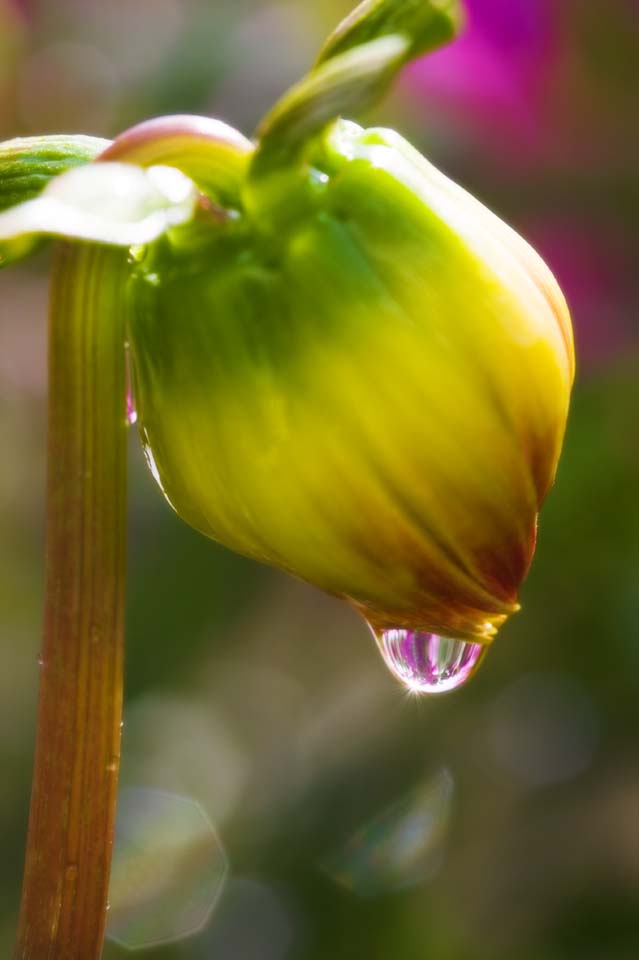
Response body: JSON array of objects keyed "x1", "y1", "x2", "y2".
[{"x1": 373, "y1": 627, "x2": 488, "y2": 695}]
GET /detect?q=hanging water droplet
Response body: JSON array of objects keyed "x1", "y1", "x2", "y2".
[{"x1": 372, "y1": 627, "x2": 488, "y2": 695}]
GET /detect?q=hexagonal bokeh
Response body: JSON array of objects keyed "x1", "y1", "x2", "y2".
[
  {"x1": 107, "y1": 787, "x2": 228, "y2": 950},
  {"x1": 321, "y1": 768, "x2": 454, "y2": 897}
]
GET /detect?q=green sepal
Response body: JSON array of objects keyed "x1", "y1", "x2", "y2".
[
  {"x1": 251, "y1": 0, "x2": 462, "y2": 182},
  {"x1": 252, "y1": 35, "x2": 407, "y2": 178},
  {"x1": 0, "y1": 135, "x2": 110, "y2": 212},
  {"x1": 316, "y1": 0, "x2": 463, "y2": 67},
  {"x1": 0, "y1": 134, "x2": 110, "y2": 267}
]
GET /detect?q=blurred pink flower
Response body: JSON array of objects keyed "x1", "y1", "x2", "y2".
[
  {"x1": 405, "y1": 0, "x2": 558, "y2": 162},
  {"x1": 527, "y1": 221, "x2": 637, "y2": 368}
]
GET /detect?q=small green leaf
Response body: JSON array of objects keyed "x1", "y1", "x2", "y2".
[
  {"x1": 254, "y1": 34, "x2": 408, "y2": 173},
  {"x1": 0, "y1": 162, "x2": 199, "y2": 252},
  {"x1": 252, "y1": 0, "x2": 463, "y2": 177},
  {"x1": 316, "y1": 0, "x2": 463, "y2": 67}
]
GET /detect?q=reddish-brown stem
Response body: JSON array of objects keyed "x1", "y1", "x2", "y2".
[{"x1": 14, "y1": 243, "x2": 129, "y2": 960}]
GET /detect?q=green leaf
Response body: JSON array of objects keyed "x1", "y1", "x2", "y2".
[
  {"x1": 0, "y1": 162, "x2": 198, "y2": 252},
  {"x1": 316, "y1": 0, "x2": 463, "y2": 66}
]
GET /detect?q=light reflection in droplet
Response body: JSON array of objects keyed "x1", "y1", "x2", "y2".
[
  {"x1": 372, "y1": 626, "x2": 487, "y2": 694},
  {"x1": 322, "y1": 769, "x2": 454, "y2": 897},
  {"x1": 107, "y1": 787, "x2": 228, "y2": 950}
]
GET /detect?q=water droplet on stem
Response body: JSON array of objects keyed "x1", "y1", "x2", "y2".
[
  {"x1": 125, "y1": 342, "x2": 137, "y2": 425},
  {"x1": 372, "y1": 627, "x2": 487, "y2": 695},
  {"x1": 126, "y1": 390, "x2": 137, "y2": 425}
]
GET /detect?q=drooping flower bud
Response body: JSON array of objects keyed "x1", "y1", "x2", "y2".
[{"x1": 124, "y1": 0, "x2": 574, "y2": 685}]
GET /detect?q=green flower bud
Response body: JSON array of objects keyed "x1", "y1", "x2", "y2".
[
  {"x1": 0, "y1": 0, "x2": 573, "y2": 692},
  {"x1": 126, "y1": 113, "x2": 573, "y2": 651}
]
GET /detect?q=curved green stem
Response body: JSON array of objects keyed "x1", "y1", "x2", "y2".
[{"x1": 14, "y1": 243, "x2": 129, "y2": 960}]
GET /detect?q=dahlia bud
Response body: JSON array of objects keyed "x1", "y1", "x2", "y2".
[
  {"x1": 0, "y1": 0, "x2": 574, "y2": 693},
  {"x1": 126, "y1": 1, "x2": 573, "y2": 693}
]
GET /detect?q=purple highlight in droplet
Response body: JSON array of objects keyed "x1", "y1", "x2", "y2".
[{"x1": 376, "y1": 629, "x2": 487, "y2": 695}]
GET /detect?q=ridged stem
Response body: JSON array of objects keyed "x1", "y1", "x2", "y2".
[{"x1": 14, "y1": 243, "x2": 129, "y2": 960}]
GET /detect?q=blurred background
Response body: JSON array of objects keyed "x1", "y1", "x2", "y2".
[{"x1": 0, "y1": 1, "x2": 637, "y2": 957}]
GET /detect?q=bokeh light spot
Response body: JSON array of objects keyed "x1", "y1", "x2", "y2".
[
  {"x1": 107, "y1": 787, "x2": 228, "y2": 950},
  {"x1": 322, "y1": 768, "x2": 453, "y2": 897}
]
